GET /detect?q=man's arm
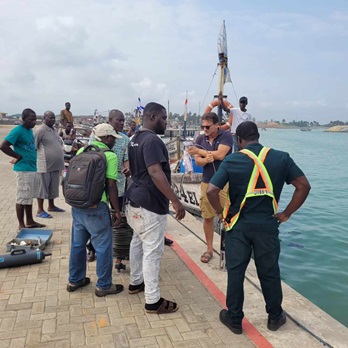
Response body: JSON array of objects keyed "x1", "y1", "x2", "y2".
[
  {"x1": 147, "y1": 163, "x2": 185, "y2": 220},
  {"x1": 274, "y1": 175, "x2": 311, "y2": 223},
  {"x1": 121, "y1": 160, "x2": 130, "y2": 177},
  {"x1": 60, "y1": 111, "x2": 66, "y2": 127},
  {"x1": 190, "y1": 150, "x2": 214, "y2": 167},
  {"x1": 0, "y1": 140, "x2": 22, "y2": 162},
  {"x1": 218, "y1": 92, "x2": 231, "y2": 114},
  {"x1": 206, "y1": 183, "x2": 223, "y2": 220},
  {"x1": 187, "y1": 144, "x2": 231, "y2": 161},
  {"x1": 107, "y1": 178, "x2": 122, "y2": 224},
  {"x1": 34, "y1": 128, "x2": 42, "y2": 150}
]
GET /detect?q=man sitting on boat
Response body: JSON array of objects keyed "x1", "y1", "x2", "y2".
[
  {"x1": 59, "y1": 122, "x2": 76, "y2": 140},
  {"x1": 220, "y1": 93, "x2": 252, "y2": 152},
  {"x1": 186, "y1": 112, "x2": 233, "y2": 263}
]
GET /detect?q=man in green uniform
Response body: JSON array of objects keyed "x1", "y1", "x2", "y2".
[{"x1": 207, "y1": 121, "x2": 311, "y2": 334}]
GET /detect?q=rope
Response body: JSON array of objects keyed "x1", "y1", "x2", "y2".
[
  {"x1": 201, "y1": 65, "x2": 218, "y2": 110},
  {"x1": 230, "y1": 76, "x2": 239, "y2": 103}
]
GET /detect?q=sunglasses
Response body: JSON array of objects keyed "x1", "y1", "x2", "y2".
[{"x1": 201, "y1": 125, "x2": 214, "y2": 130}]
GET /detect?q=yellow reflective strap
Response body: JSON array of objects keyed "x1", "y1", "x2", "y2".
[
  {"x1": 241, "y1": 148, "x2": 273, "y2": 193},
  {"x1": 225, "y1": 147, "x2": 278, "y2": 231}
]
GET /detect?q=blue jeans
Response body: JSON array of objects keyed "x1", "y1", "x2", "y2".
[{"x1": 69, "y1": 202, "x2": 113, "y2": 289}]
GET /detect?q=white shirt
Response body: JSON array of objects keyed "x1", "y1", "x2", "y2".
[{"x1": 230, "y1": 108, "x2": 252, "y2": 133}]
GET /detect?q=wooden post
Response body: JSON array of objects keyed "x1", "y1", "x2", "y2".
[{"x1": 176, "y1": 135, "x2": 181, "y2": 160}]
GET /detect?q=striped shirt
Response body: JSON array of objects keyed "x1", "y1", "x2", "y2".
[{"x1": 89, "y1": 131, "x2": 130, "y2": 196}]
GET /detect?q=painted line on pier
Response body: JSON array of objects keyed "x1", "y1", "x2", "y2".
[{"x1": 167, "y1": 233, "x2": 273, "y2": 348}]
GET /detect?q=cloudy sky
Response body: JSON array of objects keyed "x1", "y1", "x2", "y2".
[{"x1": 1, "y1": 0, "x2": 347, "y2": 123}]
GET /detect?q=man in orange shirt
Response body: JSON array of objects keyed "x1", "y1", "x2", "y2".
[{"x1": 60, "y1": 102, "x2": 74, "y2": 128}]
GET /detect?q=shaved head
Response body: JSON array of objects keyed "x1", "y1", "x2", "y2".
[
  {"x1": 44, "y1": 110, "x2": 55, "y2": 119},
  {"x1": 109, "y1": 109, "x2": 124, "y2": 121}
]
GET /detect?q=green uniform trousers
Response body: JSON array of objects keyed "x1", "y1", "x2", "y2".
[{"x1": 225, "y1": 227, "x2": 283, "y2": 323}]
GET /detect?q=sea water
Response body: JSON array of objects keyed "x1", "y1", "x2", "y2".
[{"x1": 259, "y1": 128, "x2": 348, "y2": 327}]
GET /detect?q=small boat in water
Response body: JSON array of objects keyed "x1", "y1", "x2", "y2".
[{"x1": 300, "y1": 127, "x2": 312, "y2": 131}]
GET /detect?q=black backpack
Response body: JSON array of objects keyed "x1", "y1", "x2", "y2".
[{"x1": 63, "y1": 145, "x2": 112, "y2": 208}]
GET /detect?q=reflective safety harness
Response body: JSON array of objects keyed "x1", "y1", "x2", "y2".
[{"x1": 223, "y1": 147, "x2": 278, "y2": 231}]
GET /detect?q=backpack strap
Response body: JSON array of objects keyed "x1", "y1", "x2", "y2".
[{"x1": 83, "y1": 144, "x2": 101, "y2": 152}]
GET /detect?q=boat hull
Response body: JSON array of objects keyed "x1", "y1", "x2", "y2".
[{"x1": 171, "y1": 172, "x2": 202, "y2": 216}]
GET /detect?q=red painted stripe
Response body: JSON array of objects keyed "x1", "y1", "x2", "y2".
[{"x1": 167, "y1": 233, "x2": 273, "y2": 348}]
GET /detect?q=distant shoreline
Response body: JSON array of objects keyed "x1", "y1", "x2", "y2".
[{"x1": 256, "y1": 122, "x2": 318, "y2": 129}]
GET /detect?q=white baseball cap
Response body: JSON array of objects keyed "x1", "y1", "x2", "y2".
[{"x1": 93, "y1": 124, "x2": 122, "y2": 140}]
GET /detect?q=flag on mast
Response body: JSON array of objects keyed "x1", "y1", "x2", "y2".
[
  {"x1": 217, "y1": 20, "x2": 232, "y2": 85},
  {"x1": 137, "y1": 97, "x2": 144, "y2": 111}
]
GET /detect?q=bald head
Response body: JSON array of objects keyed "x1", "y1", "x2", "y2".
[
  {"x1": 44, "y1": 110, "x2": 56, "y2": 128},
  {"x1": 108, "y1": 109, "x2": 124, "y2": 121},
  {"x1": 108, "y1": 109, "x2": 125, "y2": 132}
]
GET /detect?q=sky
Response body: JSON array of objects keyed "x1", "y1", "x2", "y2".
[{"x1": 0, "y1": 0, "x2": 347, "y2": 123}]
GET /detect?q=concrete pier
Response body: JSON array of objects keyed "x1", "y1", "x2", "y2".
[{"x1": 0, "y1": 125, "x2": 347, "y2": 347}]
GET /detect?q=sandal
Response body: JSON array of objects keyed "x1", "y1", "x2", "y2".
[
  {"x1": 200, "y1": 251, "x2": 213, "y2": 263},
  {"x1": 25, "y1": 222, "x2": 46, "y2": 228},
  {"x1": 66, "y1": 277, "x2": 90, "y2": 292},
  {"x1": 36, "y1": 211, "x2": 52, "y2": 219},
  {"x1": 48, "y1": 207, "x2": 65, "y2": 212},
  {"x1": 146, "y1": 298, "x2": 179, "y2": 314}
]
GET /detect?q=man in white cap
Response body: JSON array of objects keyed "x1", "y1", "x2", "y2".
[{"x1": 67, "y1": 123, "x2": 124, "y2": 297}]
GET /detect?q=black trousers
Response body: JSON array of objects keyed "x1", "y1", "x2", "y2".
[{"x1": 225, "y1": 227, "x2": 283, "y2": 323}]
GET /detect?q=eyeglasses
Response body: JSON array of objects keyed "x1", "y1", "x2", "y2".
[{"x1": 201, "y1": 125, "x2": 213, "y2": 130}]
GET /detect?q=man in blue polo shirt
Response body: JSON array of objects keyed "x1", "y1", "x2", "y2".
[
  {"x1": 187, "y1": 112, "x2": 233, "y2": 263},
  {"x1": 0, "y1": 108, "x2": 45, "y2": 231},
  {"x1": 207, "y1": 121, "x2": 311, "y2": 334}
]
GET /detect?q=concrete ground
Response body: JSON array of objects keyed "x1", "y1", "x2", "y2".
[{"x1": 0, "y1": 125, "x2": 347, "y2": 348}]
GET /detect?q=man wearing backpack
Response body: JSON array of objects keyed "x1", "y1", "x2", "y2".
[{"x1": 66, "y1": 123, "x2": 124, "y2": 297}]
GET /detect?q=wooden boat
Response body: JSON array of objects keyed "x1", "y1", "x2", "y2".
[{"x1": 170, "y1": 21, "x2": 231, "y2": 217}]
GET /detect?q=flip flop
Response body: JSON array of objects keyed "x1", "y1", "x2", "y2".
[
  {"x1": 26, "y1": 222, "x2": 46, "y2": 228},
  {"x1": 48, "y1": 207, "x2": 65, "y2": 212},
  {"x1": 36, "y1": 212, "x2": 53, "y2": 218}
]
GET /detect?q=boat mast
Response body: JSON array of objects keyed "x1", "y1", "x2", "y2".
[
  {"x1": 217, "y1": 20, "x2": 229, "y2": 123},
  {"x1": 183, "y1": 91, "x2": 188, "y2": 139}
]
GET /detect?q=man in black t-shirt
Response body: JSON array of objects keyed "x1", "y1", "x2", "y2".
[{"x1": 126, "y1": 102, "x2": 185, "y2": 314}]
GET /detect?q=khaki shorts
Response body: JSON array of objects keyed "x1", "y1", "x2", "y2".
[
  {"x1": 16, "y1": 172, "x2": 41, "y2": 205},
  {"x1": 200, "y1": 182, "x2": 228, "y2": 219}
]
